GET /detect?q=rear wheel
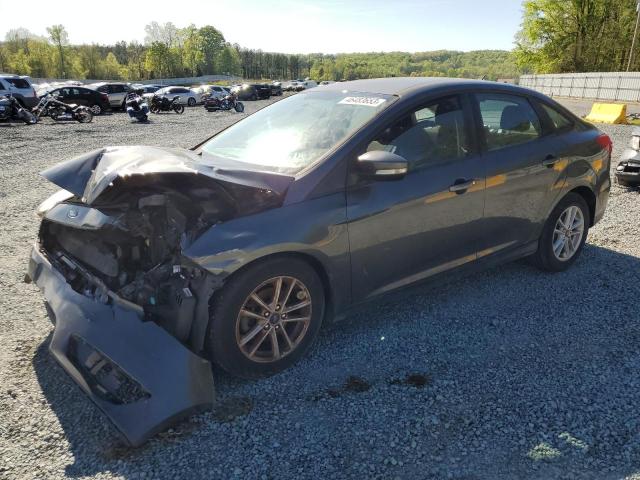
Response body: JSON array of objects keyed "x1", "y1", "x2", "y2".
[
  {"x1": 90, "y1": 104, "x2": 102, "y2": 115},
  {"x1": 173, "y1": 104, "x2": 185, "y2": 114},
  {"x1": 76, "y1": 109, "x2": 93, "y2": 123},
  {"x1": 532, "y1": 192, "x2": 590, "y2": 272},
  {"x1": 187, "y1": 97, "x2": 196, "y2": 107},
  {"x1": 207, "y1": 257, "x2": 325, "y2": 379}
]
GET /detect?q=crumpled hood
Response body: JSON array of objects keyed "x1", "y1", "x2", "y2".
[{"x1": 41, "y1": 146, "x2": 295, "y2": 204}]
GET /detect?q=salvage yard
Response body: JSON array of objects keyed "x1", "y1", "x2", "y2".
[{"x1": 2, "y1": 97, "x2": 640, "y2": 480}]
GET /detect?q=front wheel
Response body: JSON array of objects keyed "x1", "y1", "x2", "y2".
[
  {"x1": 531, "y1": 192, "x2": 590, "y2": 272},
  {"x1": 187, "y1": 97, "x2": 196, "y2": 107},
  {"x1": 207, "y1": 257, "x2": 325, "y2": 379},
  {"x1": 90, "y1": 104, "x2": 102, "y2": 115},
  {"x1": 234, "y1": 102, "x2": 244, "y2": 113},
  {"x1": 173, "y1": 104, "x2": 185, "y2": 114}
]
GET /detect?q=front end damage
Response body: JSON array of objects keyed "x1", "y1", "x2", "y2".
[
  {"x1": 616, "y1": 127, "x2": 640, "y2": 187},
  {"x1": 26, "y1": 146, "x2": 293, "y2": 445}
]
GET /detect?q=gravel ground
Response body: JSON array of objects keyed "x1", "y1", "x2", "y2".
[{"x1": 1, "y1": 96, "x2": 640, "y2": 480}]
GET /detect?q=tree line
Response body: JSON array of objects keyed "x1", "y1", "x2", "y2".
[
  {"x1": 4, "y1": 2, "x2": 639, "y2": 83},
  {"x1": 0, "y1": 23, "x2": 520, "y2": 82},
  {"x1": 515, "y1": 0, "x2": 640, "y2": 73}
]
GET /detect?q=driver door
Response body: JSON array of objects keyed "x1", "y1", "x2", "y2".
[{"x1": 346, "y1": 95, "x2": 487, "y2": 301}]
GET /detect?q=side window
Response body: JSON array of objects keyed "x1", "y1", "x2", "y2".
[
  {"x1": 540, "y1": 103, "x2": 573, "y2": 131},
  {"x1": 111, "y1": 85, "x2": 124, "y2": 93},
  {"x1": 476, "y1": 94, "x2": 541, "y2": 151},
  {"x1": 366, "y1": 96, "x2": 468, "y2": 170},
  {"x1": 7, "y1": 78, "x2": 30, "y2": 89}
]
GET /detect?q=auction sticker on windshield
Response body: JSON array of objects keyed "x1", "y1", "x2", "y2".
[{"x1": 339, "y1": 96, "x2": 387, "y2": 107}]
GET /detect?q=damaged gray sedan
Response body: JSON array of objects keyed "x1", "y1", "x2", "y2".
[{"x1": 26, "y1": 78, "x2": 611, "y2": 446}]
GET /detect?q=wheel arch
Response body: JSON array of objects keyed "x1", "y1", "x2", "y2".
[
  {"x1": 211, "y1": 251, "x2": 336, "y2": 322},
  {"x1": 568, "y1": 185, "x2": 597, "y2": 227}
]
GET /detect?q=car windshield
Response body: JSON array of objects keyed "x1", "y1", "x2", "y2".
[{"x1": 200, "y1": 90, "x2": 394, "y2": 174}]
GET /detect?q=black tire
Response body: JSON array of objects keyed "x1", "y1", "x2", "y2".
[
  {"x1": 235, "y1": 102, "x2": 244, "y2": 113},
  {"x1": 90, "y1": 104, "x2": 102, "y2": 115},
  {"x1": 174, "y1": 104, "x2": 185, "y2": 114},
  {"x1": 76, "y1": 109, "x2": 93, "y2": 123},
  {"x1": 187, "y1": 97, "x2": 196, "y2": 107},
  {"x1": 150, "y1": 105, "x2": 160, "y2": 114},
  {"x1": 531, "y1": 192, "x2": 590, "y2": 272},
  {"x1": 207, "y1": 257, "x2": 325, "y2": 379}
]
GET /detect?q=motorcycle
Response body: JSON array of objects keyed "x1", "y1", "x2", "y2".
[
  {"x1": 203, "y1": 92, "x2": 244, "y2": 113},
  {"x1": 125, "y1": 90, "x2": 150, "y2": 122},
  {"x1": 33, "y1": 94, "x2": 93, "y2": 123},
  {"x1": 0, "y1": 95, "x2": 37, "y2": 125},
  {"x1": 150, "y1": 95, "x2": 184, "y2": 114}
]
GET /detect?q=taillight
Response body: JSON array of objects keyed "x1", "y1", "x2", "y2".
[
  {"x1": 101, "y1": 93, "x2": 109, "y2": 101},
  {"x1": 597, "y1": 133, "x2": 613, "y2": 156}
]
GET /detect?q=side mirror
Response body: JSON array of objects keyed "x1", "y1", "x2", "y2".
[{"x1": 357, "y1": 150, "x2": 408, "y2": 180}]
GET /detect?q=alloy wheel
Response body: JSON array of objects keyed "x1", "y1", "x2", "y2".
[
  {"x1": 552, "y1": 205, "x2": 584, "y2": 261},
  {"x1": 90, "y1": 104, "x2": 102, "y2": 115},
  {"x1": 235, "y1": 276, "x2": 312, "y2": 363}
]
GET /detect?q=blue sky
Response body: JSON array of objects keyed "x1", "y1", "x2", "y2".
[{"x1": 0, "y1": 0, "x2": 524, "y2": 53}]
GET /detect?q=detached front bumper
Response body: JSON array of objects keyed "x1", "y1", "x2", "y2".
[{"x1": 26, "y1": 245, "x2": 215, "y2": 447}]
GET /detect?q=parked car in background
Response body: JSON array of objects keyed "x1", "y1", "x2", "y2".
[
  {"x1": 0, "y1": 75, "x2": 38, "y2": 108},
  {"x1": 300, "y1": 80, "x2": 318, "y2": 90},
  {"x1": 45, "y1": 86, "x2": 110, "y2": 115},
  {"x1": 231, "y1": 83, "x2": 271, "y2": 100},
  {"x1": 138, "y1": 84, "x2": 164, "y2": 95},
  {"x1": 89, "y1": 82, "x2": 133, "y2": 110},
  {"x1": 197, "y1": 85, "x2": 230, "y2": 100},
  {"x1": 154, "y1": 86, "x2": 201, "y2": 106},
  {"x1": 283, "y1": 81, "x2": 300, "y2": 92},
  {"x1": 270, "y1": 82, "x2": 283, "y2": 96}
]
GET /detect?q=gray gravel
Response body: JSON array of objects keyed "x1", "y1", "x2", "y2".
[{"x1": 2, "y1": 96, "x2": 640, "y2": 480}]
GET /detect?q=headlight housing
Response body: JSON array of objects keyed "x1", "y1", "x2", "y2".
[{"x1": 36, "y1": 189, "x2": 74, "y2": 218}]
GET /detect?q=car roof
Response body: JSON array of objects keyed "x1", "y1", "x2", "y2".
[{"x1": 317, "y1": 77, "x2": 535, "y2": 97}]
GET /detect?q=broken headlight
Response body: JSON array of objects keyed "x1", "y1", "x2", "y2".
[{"x1": 36, "y1": 189, "x2": 74, "y2": 218}]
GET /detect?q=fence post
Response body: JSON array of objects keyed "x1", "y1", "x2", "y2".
[
  {"x1": 616, "y1": 75, "x2": 623, "y2": 102},
  {"x1": 597, "y1": 75, "x2": 603, "y2": 100},
  {"x1": 570, "y1": 75, "x2": 575, "y2": 98}
]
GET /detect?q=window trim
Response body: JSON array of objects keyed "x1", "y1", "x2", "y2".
[{"x1": 471, "y1": 91, "x2": 545, "y2": 154}]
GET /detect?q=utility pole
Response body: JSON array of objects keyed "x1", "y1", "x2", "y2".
[{"x1": 628, "y1": 0, "x2": 640, "y2": 72}]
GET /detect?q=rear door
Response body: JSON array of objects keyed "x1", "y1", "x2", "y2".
[
  {"x1": 346, "y1": 94, "x2": 487, "y2": 301},
  {"x1": 472, "y1": 92, "x2": 568, "y2": 257},
  {"x1": 109, "y1": 85, "x2": 127, "y2": 106}
]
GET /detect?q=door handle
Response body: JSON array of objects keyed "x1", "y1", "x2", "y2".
[
  {"x1": 542, "y1": 154, "x2": 557, "y2": 167},
  {"x1": 449, "y1": 179, "x2": 476, "y2": 193}
]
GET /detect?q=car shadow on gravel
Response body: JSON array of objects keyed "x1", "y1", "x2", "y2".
[{"x1": 30, "y1": 244, "x2": 640, "y2": 479}]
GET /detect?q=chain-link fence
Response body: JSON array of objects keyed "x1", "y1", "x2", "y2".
[{"x1": 519, "y1": 72, "x2": 640, "y2": 102}]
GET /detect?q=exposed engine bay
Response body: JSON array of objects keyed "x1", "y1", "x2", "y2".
[{"x1": 38, "y1": 147, "x2": 290, "y2": 352}]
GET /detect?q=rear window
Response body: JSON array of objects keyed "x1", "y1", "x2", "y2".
[
  {"x1": 5, "y1": 78, "x2": 30, "y2": 89},
  {"x1": 540, "y1": 103, "x2": 573, "y2": 131}
]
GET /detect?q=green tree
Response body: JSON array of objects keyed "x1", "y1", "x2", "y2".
[
  {"x1": 515, "y1": 0, "x2": 639, "y2": 73},
  {"x1": 198, "y1": 26, "x2": 225, "y2": 74},
  {"x1": 47, "y1": 24, "x2": 69, "y2": 78}
]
